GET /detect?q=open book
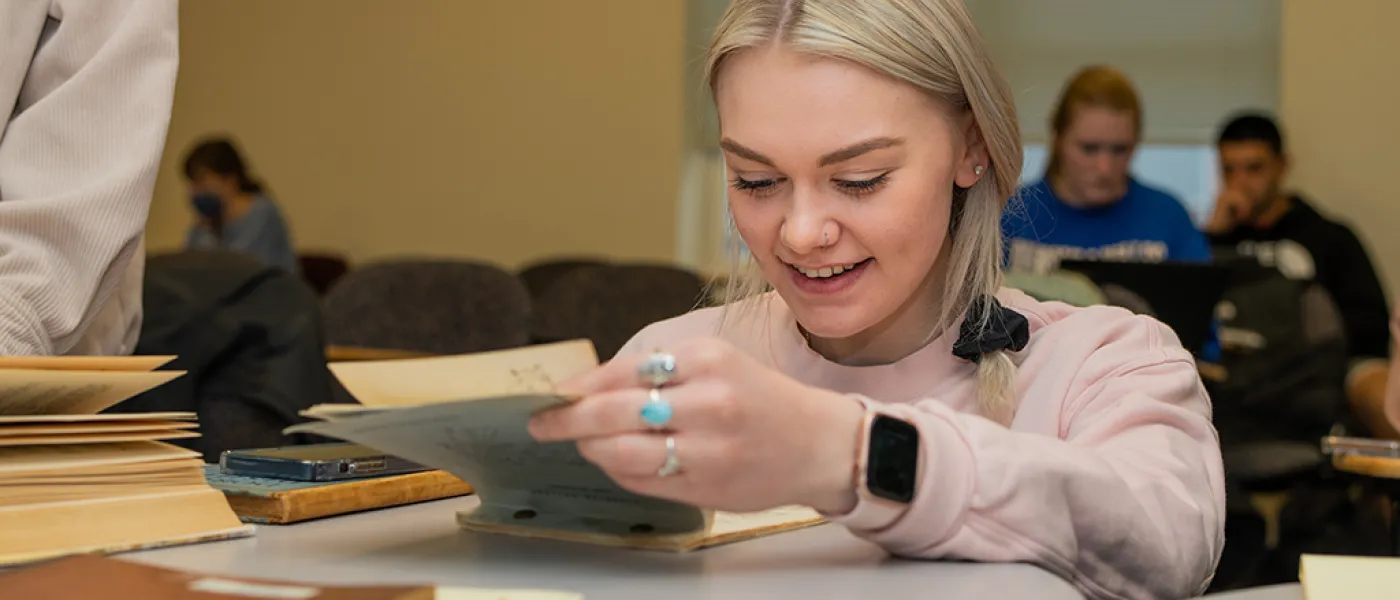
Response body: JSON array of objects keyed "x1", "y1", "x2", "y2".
[
  {"x1": 0, "y1": 354, "x2": 185, "y2": 415},
  {"x1": 0, "y1": 355, "x2": 251, "y2": 566},
  {"x1": 286, "y1": 340, "x2": 825, "y2": 551},
  {"x1": 1299, "y1": 554, "x2": 1400, "y2": 600}
]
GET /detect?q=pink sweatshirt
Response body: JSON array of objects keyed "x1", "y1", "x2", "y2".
[{"x1": 616, "y1": 288, "x2": 1225, "y2": 600}]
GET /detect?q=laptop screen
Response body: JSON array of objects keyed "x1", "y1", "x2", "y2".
[{"x1": 1054, "y1": 260, "x2": 1230, "y2": 357}]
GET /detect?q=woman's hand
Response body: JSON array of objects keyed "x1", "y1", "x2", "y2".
[{"x1": 527, "y1": 337, "x2": 865, "y2": 514}]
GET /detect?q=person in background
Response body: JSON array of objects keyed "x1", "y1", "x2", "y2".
[
  {"x1": 527, "y1": 1, "x2": 1224, "y2": 598},
  {"x1": 182, "y1": 138, "x2": 299, "y2": 274},
  {"x1": 0, "y1": 0, "x2": 178, "y2": 355},
  {"x1": 1206, "y1": 112, "x2": 1390, "y2": 368},
  {"x1": 1002, "y1": 65, "x2": 1211, "y2": 274},
  {"x1": 1002, "y1": 66, "x2": 1220, "y2": 362}
]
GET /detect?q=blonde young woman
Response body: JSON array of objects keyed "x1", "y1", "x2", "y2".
[{"x1": 529, "y1": 1, "x2": 1224, "y2": 597}]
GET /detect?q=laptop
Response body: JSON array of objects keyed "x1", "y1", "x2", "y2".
[{"x1": 1055, "y1": 259, "x2": 1231, "y2": 357}]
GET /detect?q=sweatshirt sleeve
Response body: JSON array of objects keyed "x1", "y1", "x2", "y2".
[
  {"x1": 0, "y1": 0, "x2": 179, "y2": 355},
  {"x1": 827, "y1": 314, "x2": 1225, "y2": 600},
  {"x1": 1322, "y1": 224, "x2": 1391, "y2": 360},
  {"x1": 229, "y1": 201, "x2": 300, "y2": 274}
]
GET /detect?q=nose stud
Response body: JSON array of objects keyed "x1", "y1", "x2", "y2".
[{"x1": 821, "y1": 231, "x2": 829, "y2": 249}]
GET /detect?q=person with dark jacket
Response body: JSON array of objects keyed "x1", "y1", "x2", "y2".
[
  {"x1": 1206, "y1": 113, "x2": 1391, "y2": 364},
  {"x1": 1204, "y1": 113, "x2": 1395, "y2": 590}
]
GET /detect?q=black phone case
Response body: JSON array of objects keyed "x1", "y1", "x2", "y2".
[{"x1": 218, "y1": 450, "x2": 427, "y2": 482}]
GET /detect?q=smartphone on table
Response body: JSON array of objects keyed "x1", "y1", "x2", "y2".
[{"x1": 219, "y1": 442, "x2": 429, "y2": 482}]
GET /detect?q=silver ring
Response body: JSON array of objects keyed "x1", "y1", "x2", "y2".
[
  {"x1": 657, "y1": 435, "x2": 682, "y2": 477},
  {"x1": 637, "y1": 352, "x2": 679, "y2": 387}
]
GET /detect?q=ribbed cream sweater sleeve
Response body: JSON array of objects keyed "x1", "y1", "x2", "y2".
[{"x1": 0, "y1": 0, "x2": 179, "y2": 355}]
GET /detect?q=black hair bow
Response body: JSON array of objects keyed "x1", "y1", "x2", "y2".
[{"x1": 952, "y1": 295, "x2": 1030, "y2": 363}]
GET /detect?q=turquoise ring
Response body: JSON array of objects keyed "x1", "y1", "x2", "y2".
[{"x1": 641, "y1": 388, "x2": 673, "y2": 429}]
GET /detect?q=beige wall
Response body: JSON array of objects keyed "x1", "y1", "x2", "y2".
[
  {"x1": 148, "y1": 1, "x2": 685, "y2": 270},
  {"x1": 1281, "y1": 0, "x2": 1399, "y2": 299},
  {"x1": 969, "y1": 0, "x2": 1279, "y2": 144}
]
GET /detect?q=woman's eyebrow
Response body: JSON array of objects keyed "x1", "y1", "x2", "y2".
[
  {"x1": 720, "y1": 136, "x2": 905, "y2": 168},
  {"x1": 818, "y1": 137, "x2": 904, "y2": 166}
]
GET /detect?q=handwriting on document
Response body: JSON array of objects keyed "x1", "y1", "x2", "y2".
[
  {"x1": 507, "y1": 365, "x2": 559, "y2": 395},
  {"x1": 433, "y1": 425, "x2": 591, "y2": 470}
]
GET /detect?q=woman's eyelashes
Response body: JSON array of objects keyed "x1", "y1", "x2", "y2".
[
  {"x1": 834, "y1": 172, "x2": 890, "y2": 197},
  {"x1": 729, "y1": 172, "x2": 891, "y2": 198},
  {"x1": 730, "y1": 175, "x2": 780, "y2": 196}
]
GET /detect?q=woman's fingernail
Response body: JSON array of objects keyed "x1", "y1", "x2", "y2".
[{"x1": 526, "y1": 418, "x2": 546, "y2": 440}]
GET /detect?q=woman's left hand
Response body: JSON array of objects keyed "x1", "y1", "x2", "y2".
[{"x1": 528, "y1": 337, "x2": 865, "y2": 514}]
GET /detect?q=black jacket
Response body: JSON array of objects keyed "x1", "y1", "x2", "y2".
[
  {"x1": 1210, "y1": 195, "x2": 1391, "y2": 359},
  {"x1": 107, "y1": 251, "x2": 337, "y2": 462}
]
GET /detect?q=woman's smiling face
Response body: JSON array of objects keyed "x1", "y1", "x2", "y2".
[{"x1": 715, "y1": 45, "x2": 985, "y2": 350}]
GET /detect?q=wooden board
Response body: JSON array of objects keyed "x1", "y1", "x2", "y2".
[
  {"x1": 1332, "y1": 454, "x2": 1400, "y2": 479},
  {"x1": 205, "y1": 466, "x2": 474, "y2": 524}
]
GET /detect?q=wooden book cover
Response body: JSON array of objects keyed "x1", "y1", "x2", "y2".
[
  {"x1": 0, "y1": 488, "x2": 253, "y2": 567},
  {"x1": 0, "y1": 554, "x2": 584, "y2": 599},
  {"x1": 0, "y1": 554, "x2": 434, "y2": 599},
  {"x1": 203, "y1": 465, "x2": 473, "y2": 524},
  {"x1": 286, "y1": 340, "x2": 827, "y2": 551}
]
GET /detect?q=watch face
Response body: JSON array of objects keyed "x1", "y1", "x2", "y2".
[{"x1": 866, "y1": 414, "x2": 920, "y2": 503}]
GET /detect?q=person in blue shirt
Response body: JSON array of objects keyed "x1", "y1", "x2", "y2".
[
  {"x1": 1002, "y1": 65, "x2": 1211, "y2": 274},
  {"x1": 182, "y1": 137, "x2": 299, "y2": 274},
  {"x1": 1002, "y1": 66, "x2": 1217, "y2": 362}
]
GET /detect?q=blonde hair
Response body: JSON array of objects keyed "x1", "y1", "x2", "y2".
[
  {"x1": 704, "y1": 0, "x2": 1024, "y2": 423},
  {"x1": 1045, "y1": 65, "x2": 1142, "y2": 178}
]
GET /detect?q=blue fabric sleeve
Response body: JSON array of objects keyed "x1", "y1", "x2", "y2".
[
  {"x1": 224, "y1": 202, "x2": 299, "y2": 274},
  {"x1": 1164, "y1": 198, "x2": 1212, "y2": 262},
  {"x1": 1175, "y1": 226, "x2": 1214, "y2": 262},
  {"x1": 185, "y1": 224, "x2": 213, "y2": 250}
]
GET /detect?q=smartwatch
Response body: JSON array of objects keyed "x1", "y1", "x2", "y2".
[
  {"x1": 864, "y1": 411, "x2": 921, "y2": 502},
  {"x1": 842, "y1": 405, "x2": 920, "y2": 529}
]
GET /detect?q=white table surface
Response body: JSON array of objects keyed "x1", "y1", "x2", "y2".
[
  {"x1": 123, "y1": 496, "x2": 1087, "y2": 599},
  {"x1": 1202, "y1": 584, "x2": 1303, "y2": 600}
]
